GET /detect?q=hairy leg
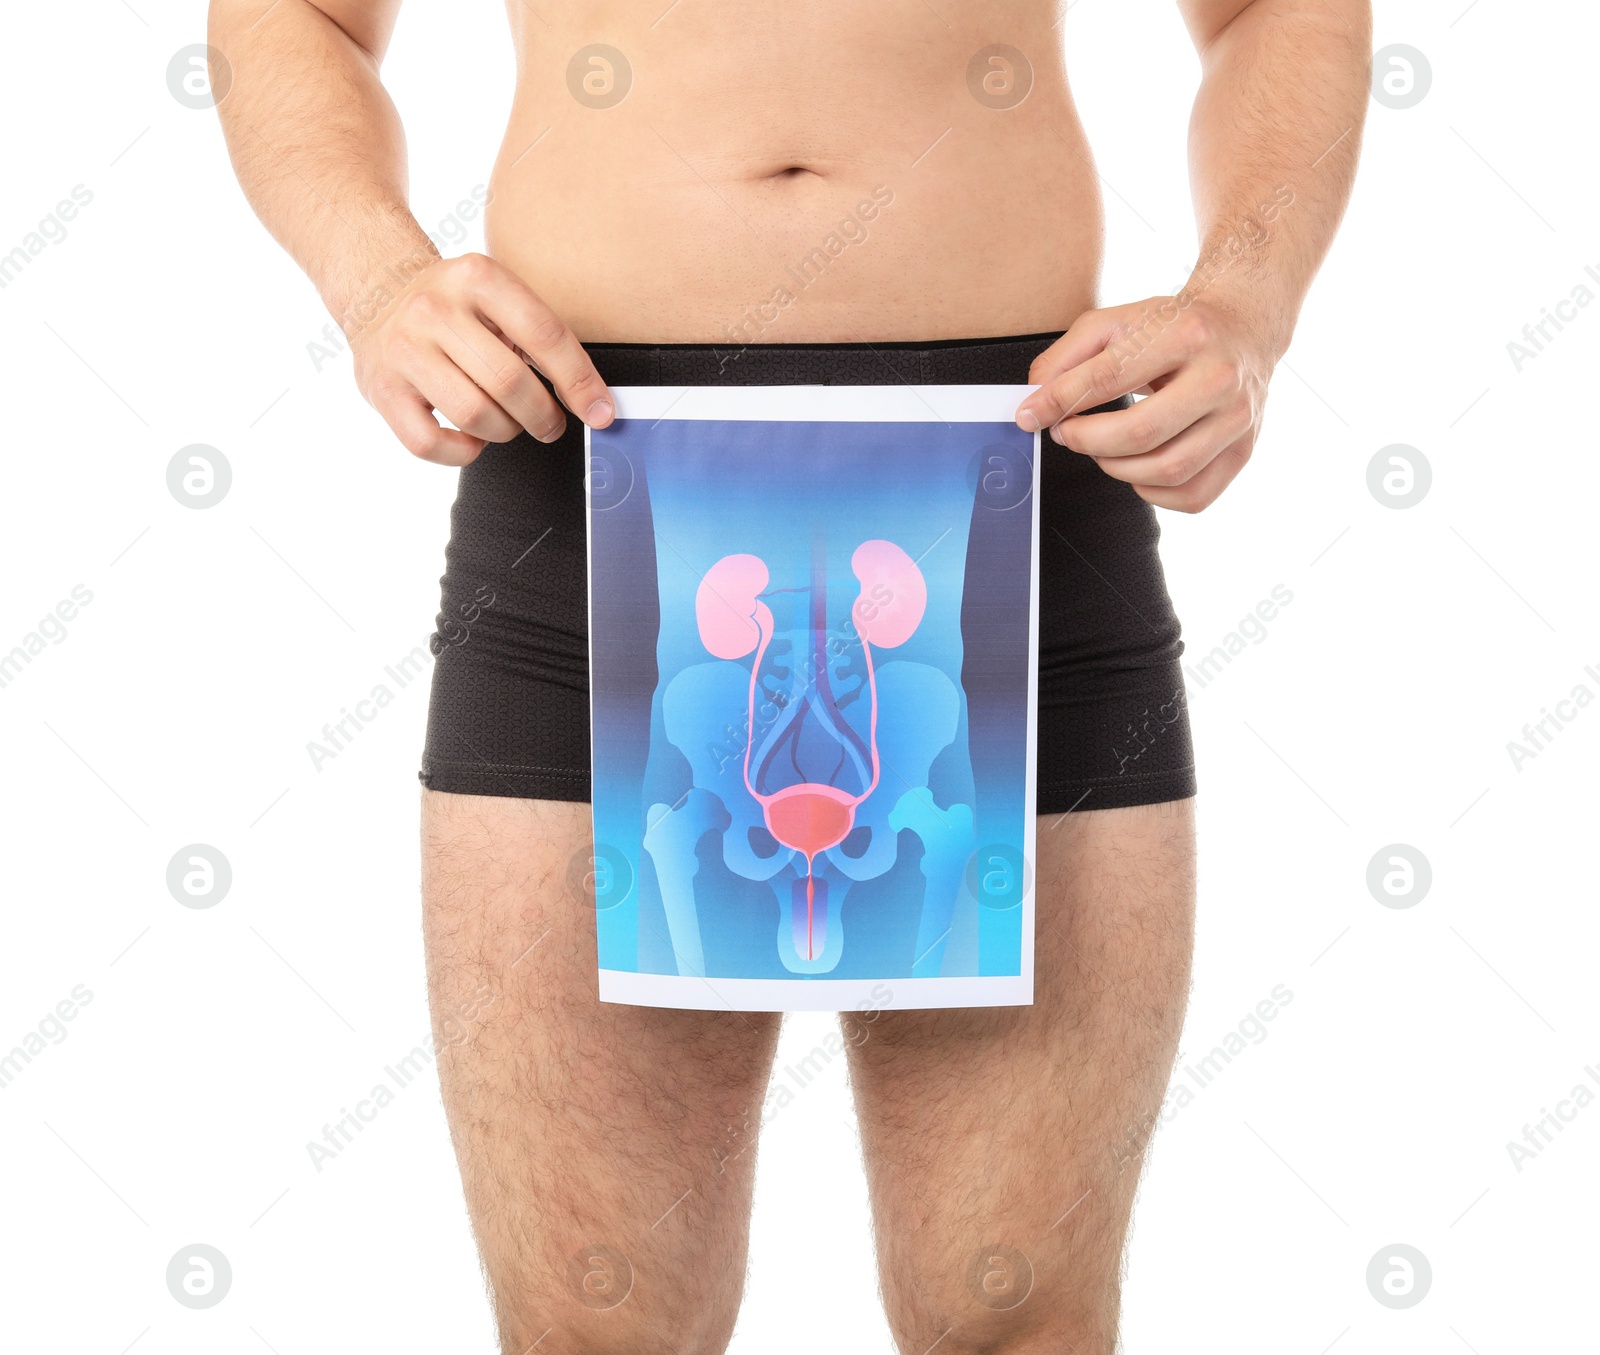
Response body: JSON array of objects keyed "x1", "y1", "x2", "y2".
[
  {"x1": 421, "y1": 790, "x2": 782, "y2": 1355},
  {"x1": 847, "y1": 799, "x2": 1197, "y2": 1354}
]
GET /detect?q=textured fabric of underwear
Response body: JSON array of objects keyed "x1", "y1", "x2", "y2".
[{"x1": 419, "y1": 333, "x2": 1197, "y2": 814}]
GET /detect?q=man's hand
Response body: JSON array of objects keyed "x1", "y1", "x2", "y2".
[
  {"x1": 211, "y1": 2, "x2": 616, "y2": 466},
  {"x1": 350, "y1": 252, "x2": 614, "y2": 467},
  {"x1": 1015, "y1": 295, "x2": 1273, "y2": 514},
  {"x1": 1013, "y1": 0, "x2": 1369, "y2": 513}
]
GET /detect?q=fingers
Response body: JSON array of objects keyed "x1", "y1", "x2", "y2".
[
  {"x1": 466, "y1": 258, "x2": 615, "y2": 429},
  {"x1": 355, "y1": 251, "x2": 602, "y2": 457},
  {"x1": 1018, "y1": 334, "x2": 1168, "y2": 433},
  {"x1": 432, "y1": 312, "x2": 566, "y2": 442},
  {"x1": 373, "y1": 383, "x2": 489, "y2": 467},
  {"x1": 1016, "y1": 297, "x2": 1262, "y2": 512},
  {"x1": 1024, "y1": 307, "x2": 1125, "y2": 386},
  {"x1": 415, "y1": 341, "x2": 528, "y2": 444},
  {"x1": 1017, "y1": 300, "x2": 1217, "y2": 435},
  {"x1": 1048, "y1": 364, "x2": 1238, "y2": 459},
  {"x1": 1131, "y1": 437, "x2": 1253, "y2": 514},
  {"x1": 375, "y1": 309, "x2": 549, "y2": 448},
  {"x1": 1079, "y1": 408, "x2": 1243, "y2": 487}
]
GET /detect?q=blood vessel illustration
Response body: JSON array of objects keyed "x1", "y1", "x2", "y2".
[
  {"x1": 697, "y1": 538, "x2": 927, "y2": 961},
  {"x1": 587, "y1": 404, "x2": 1038, "y2": 1006}
]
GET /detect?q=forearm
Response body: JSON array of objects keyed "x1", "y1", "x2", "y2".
[
  {"x1": 209, "y1": 0, "x2": 434, "y2": 329},
  {"x1": 1179, "y1": 0, "x2": 1371, "y2": 360}
]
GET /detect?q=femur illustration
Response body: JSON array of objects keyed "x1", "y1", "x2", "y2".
[{"x1": 696, "y1": 539, "x2": 928, "y2": 963}]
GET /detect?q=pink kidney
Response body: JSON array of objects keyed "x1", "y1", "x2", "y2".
[
  {"x1": 850, "y1": 539, "x2": 926, "y2": 648},
  {"x1": 697, "y1": 553, "x2": 773, "y2": 659}
]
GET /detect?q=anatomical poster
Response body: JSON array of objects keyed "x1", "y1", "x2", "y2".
[{"x1": 585, "y1": 386, "x2": 1039, "y2": 1012}]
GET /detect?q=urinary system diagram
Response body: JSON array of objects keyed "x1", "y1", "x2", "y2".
[{"x1": 644, "y1": 535, "x2": 976, "y2": 977}]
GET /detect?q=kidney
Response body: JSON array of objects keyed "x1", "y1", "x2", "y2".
[
  {"x1": 696, "y1": 553, "x2": 773, "y2": 659},
  {"x1": 850, "y1": 539, "x2": 926, "y2": 648}
]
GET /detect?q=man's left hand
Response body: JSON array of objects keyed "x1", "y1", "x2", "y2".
[{"x1": 1015, "y1": 294, "x2": 1277, "y2": 513}]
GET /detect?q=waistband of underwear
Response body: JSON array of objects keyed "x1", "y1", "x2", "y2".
[{"x1": 580, "y1": 331, "x2": 1072, "y2": 388}]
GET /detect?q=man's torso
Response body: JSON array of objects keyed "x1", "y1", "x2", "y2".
[{"x1": 485, "y1": 1, "x2": 1104, "y2": 342}]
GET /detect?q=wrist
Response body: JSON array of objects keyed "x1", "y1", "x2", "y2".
[
  {"x1": 1179, "y1": 262, "x2": 1299, "y2": 368},
  {"x1": 1179, "y1": 197, "x2": 1309, "y2": 363},
  {"x1": 315, "y1": 211, "x2": 441, "y2": 341}
]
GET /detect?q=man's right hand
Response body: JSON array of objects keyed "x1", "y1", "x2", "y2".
[{"x1": 348, "y1": 252, "x2": 615, "y2": 467}]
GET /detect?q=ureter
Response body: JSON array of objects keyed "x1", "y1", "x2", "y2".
[
  {"x1": 858, "y1": 630, "x2": 881, "y2": 802},
  {"x1": 742, "y1": 610, "x2": 773, "y2": 802}
]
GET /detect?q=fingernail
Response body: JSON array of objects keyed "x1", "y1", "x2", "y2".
[
  {"x1": 1016, "y1": 408, "x2": 1041, "y2": 433},
  {"x1": 536, "y1": 418, "x2": 565, "y2": 444},
  {"x1": 586, "y1": 398, "x2": 614, "y2": 426}
]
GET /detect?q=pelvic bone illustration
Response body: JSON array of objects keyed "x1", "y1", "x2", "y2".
[{"x1": 644, "y1": 536, "x2": 975, "y2": 976}]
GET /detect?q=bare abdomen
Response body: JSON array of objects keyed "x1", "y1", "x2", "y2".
[{"x1": 484, "y1": 4, "x2": 1103, "y2": 342}]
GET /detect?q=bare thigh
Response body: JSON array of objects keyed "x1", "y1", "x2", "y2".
[
  {"x1": 846, "y1": 800, "x2": 1197, "y2": 1355},
  {"x1": 421, "y1": 790, "x2": 781, "y2": 1355}
]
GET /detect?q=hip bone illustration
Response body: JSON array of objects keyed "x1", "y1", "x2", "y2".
[{"x1": 645, "y1": 536, "x2": 977, "y2": 975}]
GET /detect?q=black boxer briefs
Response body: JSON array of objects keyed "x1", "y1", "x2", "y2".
[{"x1": 419, "y1": 333, "x2": 1196, "y2": 815}]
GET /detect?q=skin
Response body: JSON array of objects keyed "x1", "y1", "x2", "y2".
[
  {"x1": 209, "y1": 0, "x2": 1368, "y2": 500},
  {"x1": 424, "y1": 791, "x2": 1193, "y2": 1354},
  {"x1": 211, "y1": 1, "x2": 1367, "y2": 1347}
]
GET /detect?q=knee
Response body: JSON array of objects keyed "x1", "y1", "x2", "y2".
[
  {"x1": 503, "y1": 1314, "x2": 737, "y2": 1355},
  {"x1": 890, "y1": 1312, "x2": 1082, "y2": 1355},
  {"x1": 883, "y1": 1261, "x2": 1115, "y2": 1355},
  {"x1": 546, "y1": 1332, "x2": 733, "y2": 1355},
  {"x1": 497, "y1": 1280, "x2": 741, "y2": 1355}
]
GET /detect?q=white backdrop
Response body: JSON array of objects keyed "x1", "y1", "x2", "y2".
[{"x1": 2, "y1": 1, "x2": 1595, "y2": 1351}]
